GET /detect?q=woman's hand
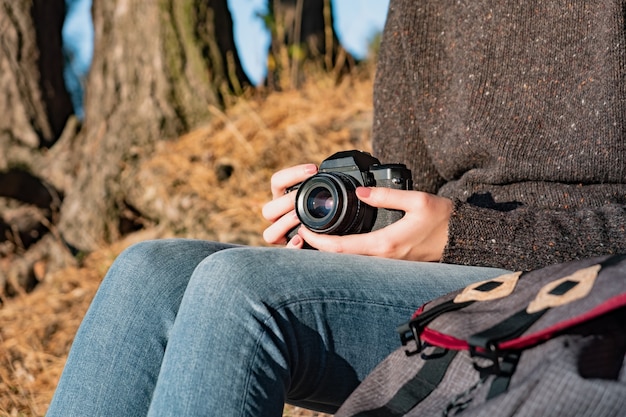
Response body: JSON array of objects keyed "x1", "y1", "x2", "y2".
[
  {"x1": 297, "y1": 187, "x2": 453, "y2": 262},
  {"x1": 262, "y1": 163, "x2": 318, "y2": 248}
]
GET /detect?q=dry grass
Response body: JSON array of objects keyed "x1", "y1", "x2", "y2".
[{"x1": 0, "y1": 68, "x2": 375, "y2": 416}]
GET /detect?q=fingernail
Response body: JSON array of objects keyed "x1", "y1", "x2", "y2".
[
  {"x1": 304, "y1": 164, "x2": 318, "y2": 174},
  {"x1": 291, "y1": 235, "x2": 302, "y2": 246},
  {"x1": 356, "y1": 187, "x2": 371, "y2": 198}
]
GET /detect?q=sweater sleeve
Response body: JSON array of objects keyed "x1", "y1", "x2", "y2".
[{"x1": 443, "y1": 201, "x2": 626, "y2": 271}]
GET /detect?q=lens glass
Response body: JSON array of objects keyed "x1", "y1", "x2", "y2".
[
  {"x1": 306, "y1": 187, "x2": 335, "y2": 219},
  {"x1": 295, "y1": 172, "x2": 372, "y2": 234}
]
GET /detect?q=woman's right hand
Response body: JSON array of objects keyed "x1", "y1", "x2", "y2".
[{"x1": 262, "y1": 163, "x2": 318, "y2": 248}]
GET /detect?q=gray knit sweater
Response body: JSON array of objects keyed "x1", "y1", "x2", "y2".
[{"x1": 372, "y1": 0, "x2": 625, "y2": 271}]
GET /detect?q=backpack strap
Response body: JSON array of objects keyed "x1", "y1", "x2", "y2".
[
  {"x1": 398, "y1": 272, "x2": 523, "y2": 355},
  {"x1": 353, "y1": 347, "x2": 457, "y2": 417},
  {"x1": 398, "y1": 300, "x2": 472, "y2": 355},
  {"x1": 469, "y1": 254, "x2": 626, "y2": 355},
  {"x1": 468, "y1": 254, "x2": 626, "y2": 398}
]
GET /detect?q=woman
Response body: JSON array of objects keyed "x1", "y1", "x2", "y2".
[{"x1": 47, "y1": 0, "x2": 625, "y2": 416}]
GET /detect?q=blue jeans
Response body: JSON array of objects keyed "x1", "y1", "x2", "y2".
[{"x1": 47, "y1": 239, "x2": 508, "y2": 417}]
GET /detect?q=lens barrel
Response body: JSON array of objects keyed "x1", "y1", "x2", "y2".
[{"x1": 295, "y1": 172, "x2": 371, "y2": 235}]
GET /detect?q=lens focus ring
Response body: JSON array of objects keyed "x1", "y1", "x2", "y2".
[{"x1": 295, "y1": 173, "x2": 367, "y2": 235}]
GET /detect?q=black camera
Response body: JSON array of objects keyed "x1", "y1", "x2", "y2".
[{"x1": 288, "y1": 150, "x2": 413, "y2": 237}]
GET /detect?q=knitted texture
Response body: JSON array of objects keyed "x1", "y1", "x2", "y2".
[{"x1": 372, "y1": 0, "x2": 626, "y2": 270}]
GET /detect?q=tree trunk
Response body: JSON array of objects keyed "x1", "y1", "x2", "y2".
[
  {"x1": 0, "y1": 0, "x2": 74, "y2": 293},
  {"x1": 0, "y1": 0, "x2": 73, "y2": 168},
  {"x1": 0, "y1": 0, "x2": 249, "y2": 290},
  {"x1": 57, "y1": 0, "x2": 250, "y2": 251},
  {"x1": 267, "y1": 0, "x2": 353, "y2": 89}
]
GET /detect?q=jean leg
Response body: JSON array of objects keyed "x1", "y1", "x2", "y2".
[
  {"x1": 46, "y1": 239, "x2": 236, "y2": 417},
  {"x1": 147, "y1": 247, "x2": 508, "y2": 417}
]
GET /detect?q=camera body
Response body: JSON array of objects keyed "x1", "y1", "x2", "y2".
[{"x1": 290, "y1": 150, "x2": 413, "y2": 237}]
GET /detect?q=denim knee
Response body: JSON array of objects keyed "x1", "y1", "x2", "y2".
[
  {"x1": 102, "y1": 239, "x2": 224, "y2": 292},
  {"x1": 100, "y1": 240, "x2": 182, "y2": 297},
  {"x1": 186, "y1": 247, "x2": 306, "y2": 310}
]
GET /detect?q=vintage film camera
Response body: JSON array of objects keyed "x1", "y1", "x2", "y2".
[{"x1": 288, "y1": 150, "x2": 413, "y2": 238}]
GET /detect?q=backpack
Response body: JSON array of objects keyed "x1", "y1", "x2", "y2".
[{"x1": 336, "y1": 255, "x2": 626, "y2": 417}]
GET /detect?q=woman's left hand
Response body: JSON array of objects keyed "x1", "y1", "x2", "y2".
[{"x1": 297, "y1": 187, "x2": 453, "y2": 262}]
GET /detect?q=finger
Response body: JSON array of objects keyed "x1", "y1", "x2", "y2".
[
  {"x1": 297, "y1": 226, "x2": 383, "y2": 256},
  {"x1": 263, "y1": 210, "x2": 300, "y2": 245},
  {"x1": 356, "y1": 187, "x2": 426, "y2": 212},
  {"x1": 262, "y1": 192, "x2": 296, "y2": 222},
  {"x1": 285, "y1": 233, "x2": 305, "y2": 249},
  {"x1": 270, "y1": 164, "x2": 318, "y2": 199}
]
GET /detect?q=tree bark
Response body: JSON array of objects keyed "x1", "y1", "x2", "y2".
[
  {"x1": 57, "y1": 0, "x2": 249, "y2": 251},
  {"x1": 0, "y1": 1, "x2": 74, "y2": 292},
  {"x1": 0, "y1": 0, "x2": 73, "y2": 169},
  {"x1": 0, "y1": 0, "x2": 249, "y2": 290}
]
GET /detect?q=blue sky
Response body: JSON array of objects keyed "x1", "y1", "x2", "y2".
[
  {"x1": 228, "y1": 0, "x2": 390, "y2": 83},
  {"x1": 62, "y1": 0, "x2": 390, "y2": 112}
]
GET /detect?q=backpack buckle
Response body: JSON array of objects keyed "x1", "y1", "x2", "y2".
[
  {"x1": 469, "y1": 343, "x2": 520, "y2": 377},
  {"x1": 397, "y1": 320, "x2": 424, "y2": 356}
]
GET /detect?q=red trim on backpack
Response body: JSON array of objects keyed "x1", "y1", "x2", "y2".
[
  {"x1": 411, "y1": 303, "x2": 427, "y2": 319},
  {"x1": 412, "y1": 293, "x2": 626, "y2": 352},
  {"x1": 499, "y1": 293, "x2": 626, "y2": 350},
  {"x1": 420, "y1": 327, "x2": 469, "y2": 350}
]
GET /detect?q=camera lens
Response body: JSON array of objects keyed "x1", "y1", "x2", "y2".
[
  {"x1": 295, "y1": 173, "x2": 372, "y2": 235},
  {"x1": 307, "y1": 187, "x2": 335, "y2": 219}
]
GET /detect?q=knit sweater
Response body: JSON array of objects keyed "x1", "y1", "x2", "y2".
[{"x1": 372, "y1": 0, "x2": 626, "y2": 271}]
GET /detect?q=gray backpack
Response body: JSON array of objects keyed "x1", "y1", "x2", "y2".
[{"x1": 336, "y1": 255, "x2": 626, "y2": 417}]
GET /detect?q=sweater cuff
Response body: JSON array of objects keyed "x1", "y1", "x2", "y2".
[{"x1": 442, "y1": 199, "x2": 525, "y2": 270}]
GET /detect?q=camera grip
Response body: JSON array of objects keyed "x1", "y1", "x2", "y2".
[{"x1": 372, "y1": 208, "x2": 405, "y2": 231}]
